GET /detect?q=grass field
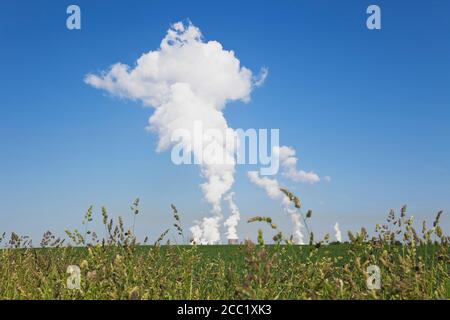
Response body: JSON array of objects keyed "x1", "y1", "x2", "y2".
[
  {"x1": 0, "y1": 194, "x2": 448, "y2": 300},
  {"x1": 0, "y1": 243, "x2": 448, "y2": 300}
]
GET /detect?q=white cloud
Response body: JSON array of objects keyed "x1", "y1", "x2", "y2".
[
  {"x1": 274, "y1": 145, "x2": 321, "y2": 184},
  {"x1": 86, "y1": 21, "x2": 265, "y2": 244},
  {"x1": 85, "y1": 22, "x2": 254, "y2": 111}
]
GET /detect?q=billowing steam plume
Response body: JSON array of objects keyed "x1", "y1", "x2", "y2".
[{"x1": 85, "y1": 21, "x2": 265, "y2": 244}]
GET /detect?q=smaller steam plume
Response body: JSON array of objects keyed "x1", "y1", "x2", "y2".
[
  {"x1": 334, "y1": 222, "x2": 342, "y2": 243},
  {"x1": 224, "y1": 192, "x2": 241, "y2": 241},
  {"x1": 247, "y1": 170, "x2": 305, "y2": 244}
]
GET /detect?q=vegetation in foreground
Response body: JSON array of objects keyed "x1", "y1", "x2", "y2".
[{"x1": 0, "y1": 191, "x2": 448, "y2": 300}]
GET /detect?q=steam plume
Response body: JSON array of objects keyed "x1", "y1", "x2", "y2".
[
  {"x1": 290, "y1": 211, "x2": 305, "y2": 244},
  {"x1": 85, "y1": 21, "x2": 265, "y2": 244},
  {"x1": 224, "y1": 192, "x2": 240, "y2": 241},
  {"x1": 247, "y1": 143, "x2": 324, "y2": 244},
  {"x1": 247, "y1": 171, "x2": 305, "y2": 244},
  {"x1": 274, "y1": 146, "x2": 320, "y2": 184},
  {"x1": 334, "y1": 222, "x2": 342, "y2": 242}
]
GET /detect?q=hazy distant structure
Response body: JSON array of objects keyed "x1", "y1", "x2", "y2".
[{"x1": 228, "y1": 239, "x2": 238, "y2": 245}]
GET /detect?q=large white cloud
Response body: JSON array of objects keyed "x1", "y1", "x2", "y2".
[
  {"x1": 85, "y1": 21, "x2": 326, "y2": 244},
  {"x1": 86, "y1": 22, "x2": 254, "y2": 111},
  {"x1": 85, "y1": 21, "x2": 266, "y2": 244}
]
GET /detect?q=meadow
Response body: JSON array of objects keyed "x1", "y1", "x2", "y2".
[{"x1": 0, "y1": 191, "x2": 448, "y2": 300}]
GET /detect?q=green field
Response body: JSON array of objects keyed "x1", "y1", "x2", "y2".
[
  {"x1": 0, "y1": 198, "x2": 448, "y2": 300},
  {"x1": 0, "y1": 242, "x2": 448, "y2": 300}
]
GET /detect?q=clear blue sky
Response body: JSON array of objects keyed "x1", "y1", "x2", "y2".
[{"x1": 0, "y1": 0, "x2": 449, "y2": 243}]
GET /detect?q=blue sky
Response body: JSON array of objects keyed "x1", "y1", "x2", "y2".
[{"x1": 0, "y1": 0, "x2": 449, "y2": 243}]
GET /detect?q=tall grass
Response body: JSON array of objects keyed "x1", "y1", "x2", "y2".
[{"x1": 0, "y1": 190, "x2": 448, "y2": 299}]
